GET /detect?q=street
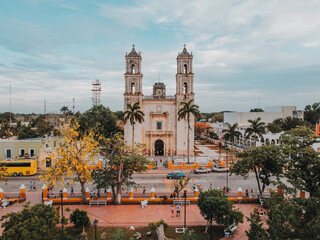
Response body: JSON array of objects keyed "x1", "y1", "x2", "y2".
[{"x1": 1, "y1": 171, "x2": 277, "y2": 195}]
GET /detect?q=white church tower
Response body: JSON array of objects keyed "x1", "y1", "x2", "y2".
[{"x1": 124, "y1": 45, "x2": 195, "y2": 157}]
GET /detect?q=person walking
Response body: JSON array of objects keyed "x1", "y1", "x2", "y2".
[
  {"x1": 176, "y1": 204, "x2": 181, "y2": 217},
  {"x1": 70, "y1": 186, "x2": 74, "y2": 196},
  {"x1": 143, "y1": 187, "x2": 146, "y2": 195},
  {"x1": 171, "y1": 205, "x2": 174, "y2": 217},
  {"x1": 29, "y1": 182, "x2": 33, "y2": 192},
  {"x1": 33, "y1": 182, "x2": 36, "y2": 191},
  {"x1": 97, "y1": 190, "x2": 101, "y2": 198}
]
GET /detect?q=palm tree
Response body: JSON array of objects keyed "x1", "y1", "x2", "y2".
[
  {"x1": 124, "y1": 102, "x2": 145, "y2": 148},
  {"x1": 245, "y1": 117, "x2": 266, "y2": 146},
  {"x1": 222, "y1": 123, "x2": 242, "y2": 164},
  {"x1": 178, "y1": 99, "x2": 201, "y2": 164}
]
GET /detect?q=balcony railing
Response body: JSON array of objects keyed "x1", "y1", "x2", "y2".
[
  {"x1": 143, "y1": 95, "x2": 176, "y2": 100},
  {"x1": 145, "y1": 131, "x2": 173, "y2": 135}
]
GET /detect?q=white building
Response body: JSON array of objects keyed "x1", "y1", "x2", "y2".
[
  {"x1": 224, "y1": 106, "x2": 303, "y2": 126},
  {"x1": 124, "y1": 46, "x2": 195, "y2": 157}
]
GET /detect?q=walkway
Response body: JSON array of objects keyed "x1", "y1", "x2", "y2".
[{"x1": 0, "y1": 191, "x2": 263, "y2": 239}]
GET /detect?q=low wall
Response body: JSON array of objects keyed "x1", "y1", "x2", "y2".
[{"x1": 168, "y1": 160, "x2": 213, "y2": 169}]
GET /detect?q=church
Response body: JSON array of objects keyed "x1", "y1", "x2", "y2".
[{"x1": 124, "y1": 45, "x2": 195, "y2": 157}]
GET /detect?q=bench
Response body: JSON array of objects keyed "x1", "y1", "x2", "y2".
[
  {"x1": 44, "y1": 200, "x2": 53, "y2": 206},
  {"x1": 89, "y1": 200, "x2": 107, "y2": 206},
  {"x1": 173, "y1": 200, "x2": 190, "y2": 205},
  {"x1": 224, "y1": 223, "x2": 238, "y2": 238},
  {"x1": 141, "y1": 199, "x2": 148, "y2": 208}
]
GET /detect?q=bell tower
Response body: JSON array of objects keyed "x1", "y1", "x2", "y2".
[
  {"x1": 124, "y1": 45, "x2": 143, "y2": 109},
  {"x1": 124, "y1": 45, "x2": 144, "y2": 146},
  {"x1": 175, "y1": 45, "x2": 195, "y2": 156}
]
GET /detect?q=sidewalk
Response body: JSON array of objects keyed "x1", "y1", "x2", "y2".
[{"x1": 0, "y1": 191, "x2": 262, "y2": 239}]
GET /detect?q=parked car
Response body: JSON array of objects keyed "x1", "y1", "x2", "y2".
[
  {"x1": 212, "y1": 166, "x2": 229, "y2": 172},
  {"x1": 194, "y1": 167, "x2": 210, "y2": 174},
  {"x1": 166, "y1": 171, "x2": 185, "y2": 179}
]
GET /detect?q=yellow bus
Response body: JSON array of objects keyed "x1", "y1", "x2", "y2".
[{"x1": 0, "y1": 160, "x2": 37, "y2": 176}]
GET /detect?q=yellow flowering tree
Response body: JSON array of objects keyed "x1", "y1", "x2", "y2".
[
  {"x1": 41, "y1": 122, "x2": 99, "y2": 203},
  {"x1": 0, "y1": 167, "x2": 9, "y2": 182}
]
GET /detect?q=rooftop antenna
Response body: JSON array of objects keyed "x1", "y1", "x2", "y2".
[
  {"x1": 159, "y1": 72, "x2": 160, "y2": 82},
  {"x1": 91, "y1": 79, "x2": 101, "y2": 107},
  {"x1": 72, "y1": 98, "x2": 75, "y2": 114},
  {"x1": 9, "y1": 84, "x2": 12, "y2": 124},
  {"x1": 44, "y1": 98, "x2": 46, "y2": 115}
]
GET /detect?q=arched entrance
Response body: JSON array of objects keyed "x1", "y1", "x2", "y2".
[{"x1": 155, "y1": 139, "x2": 164, "y2": 156}]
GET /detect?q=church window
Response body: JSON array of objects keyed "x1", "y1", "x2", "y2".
[
  {"x1": 184, "y1": 64, "x2": 187, "y2": 74},
  {"x1": 131, "y1": 83, "x2": 136, "y2": 94},
  {"x1": 131, "y1": 64, "x2": 135, "y2": 74},
  {"x1": 183, "y1": 82, "x2": 188, "y2": 94},
  {"x1": 156, "y1": 122, "x2": 162, "y2": 130}
]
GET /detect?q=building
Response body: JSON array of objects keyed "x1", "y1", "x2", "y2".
[
  {"x1": 224, "y1": 106, "x2": 303, "y2": 126},
  {"x1": 124, "y1": 45, "x2": 195, "y2": 157},
  {"x1": 0, "y1": 137, "x2": 57, "y2": 170}
]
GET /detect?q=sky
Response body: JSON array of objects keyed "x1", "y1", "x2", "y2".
[{"x1": 0, "y1": 0, "x2": 319, "y2": 114}]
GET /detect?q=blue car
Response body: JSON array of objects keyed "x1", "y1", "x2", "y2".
[{"x1": 166, "y1": 171, "x2": 185, "y2": 179}]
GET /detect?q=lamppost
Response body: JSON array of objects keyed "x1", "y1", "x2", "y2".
[
  {"x1": 184, "y1": 190, "x2": 187, "y2": 229},
  {"x1": 219, "y1": 142, "x2": 222, "y2": 158},
  {"x1": 210, "y1": 204, "x2": 213, "y2": 240},
  {"x1": 94, "y1": 219, "x2": 98, "y2": 240},
  {"x1": 226, "y1": 146, "x2": 229, "y2": 194},
  {"x1": 60, "y1": 191, "x2": 64, "y2": 229}
]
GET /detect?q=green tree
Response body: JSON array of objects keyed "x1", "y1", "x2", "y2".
[
  {"x1": 124, "y1": 102, "x2": 145, "y2": 147},
  {"x1": 245, "y1": 117, "x2": 266, "y2": 146},
  {"x1": 17, "y1": 125, "x2": 38, "y2": 139},
  {"x1": 92, "y1": 133, "x2": 149, "y2": 204},
  {"x1": 266, "y1": 193, "x2": 320, "y2": 240},
  {"x1": 69, "y1": 209, "x2": 90, "y2": 234},
  {"x1": 222, "y1": 123, "x2": 242, "y2": 163},
  {"x1": 0, "y1": 121, "x2": 13, "y2": 138},
  {"x1": 178, "y1": 99, "x2": 201, "y2": 164},
  {"x1": 280, "y1": 126, "x2": 320, "y2": 197},
  {"x1": 245, "y1": 209, "x2": 268, "y2": 240},
  {"x1": 76, "y1": 105, "x2": 121, "y2": 139},
  {"x1": 0, "y1": 203, "x2": 59, "y2": 240},
  {"x1": 266, "y1": 122, "x2": 282, "y2": 133},
  {"x1": 60, "y1": 106, "x2": 72, "y2": 116},
  {"x1": 197, "y1": 189, "x2": 244, "y2": 234},
  {"x1": 232, "y1": 145, "x2": 284, "y2": 197},
  {"x1": 304, "y1": 102, "x2": 320, "y2": 126}
]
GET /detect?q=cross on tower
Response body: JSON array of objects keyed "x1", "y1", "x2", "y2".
[
  {"x1": 183, "y1": 44, "x2": 186, "y2": 48},
  {"x1": 132, "y1": 44, "x2": 135, "y2": 48}
]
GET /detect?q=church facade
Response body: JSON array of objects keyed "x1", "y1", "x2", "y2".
[{"x1": 124, "y1": 46, "x2": 195, "y2": 157}]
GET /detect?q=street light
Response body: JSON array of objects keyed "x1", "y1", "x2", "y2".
[
  {"x1": 94, "y1": 219, "x2": 98, "y2": 240},
  {"x1": 184, "y1": 190, "x2": 187, "y2": 229},
  {"x1": 60, "y1": 191, "x2": 64, "y2": 229},
  {"x1": 226, "y1": 146, "x2": 229, "y2": 195}
]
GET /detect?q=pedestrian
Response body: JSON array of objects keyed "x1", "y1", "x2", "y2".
[
  {"x1": 192, "y1": 184, "x2": 195, "y2": 191},
  {"x1": 29, "y1": 182, "x2": 33, "y2": 192},
  {"x1": 90, "y1": 191, "x2": 93, "y2": 198},
  {"x1": 171, "y1": 205, "x2": 174, "y2": 217},
  {"x1": 170, "y1": 193, "x2": 173, "y2": 198},
  {"x1": 66, "y1": 179, "x2": 69, "y2": 186},
  {"x1": 97, "y1": 190, "x2": 101, "y2": 198},
  {"x1": 246, "y1": 189, "x2": 249, "y2": 198},
  {"x1": 260, "y1": 209, "x2": 263, "y2": 216},
  {"x1": 176, "y1": 204, "x2": 181, "y2": 217},
  {"x1": 143, "y1": 187, "x2": 146, "y2": 195},
  {"x1": 223, "y1": 186, "x2": 226, "y2": 193},
  {"x1": 209, "y1": 183, "x2": 212, "y2": 190},
  {"x1": 263, "y1": 211, "x2": 266, "y2": 218},
  {"x1": 70, "y1": 186, "x2": 74, "y2": 196},
  {"x1": 33, "y1": 182, "x2": 36, "y2": 191}
]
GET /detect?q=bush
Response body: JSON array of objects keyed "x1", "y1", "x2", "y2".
[
  {"x1": 163, "y1": 195, "x2": 168, "y2": 200},
  {"x1": 65, "y1": 207, "x2": 71, "y2": 212}
]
